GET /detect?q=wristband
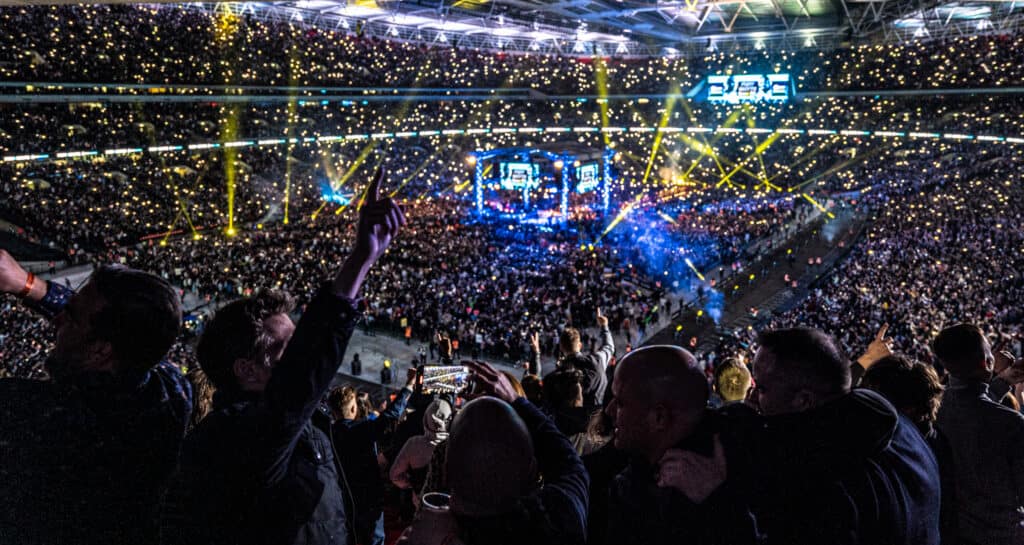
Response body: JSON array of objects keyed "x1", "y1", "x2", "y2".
[{"x1": 20, "y1": 272, "x2": 36, "y2": 298}]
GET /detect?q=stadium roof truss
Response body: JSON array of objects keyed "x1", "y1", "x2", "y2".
[
  {"x1": 205, "y1": 0, "x2": 1024, "y2": 54},
  {"x1": 7, "y1": 0, "x2": 1021, "y2": 55}
]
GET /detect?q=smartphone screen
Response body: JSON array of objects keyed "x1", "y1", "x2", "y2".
[{"x1": 418, "y1": 365, "x2": 471, "y2": 395}]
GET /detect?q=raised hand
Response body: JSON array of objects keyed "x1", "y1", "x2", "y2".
[
  {"x1": 857, "y1": 323, "x2": 893, "y2": 369},
  {"x1": 465, "y1": 360, "x2": 520, "y2": 404},
  {"x1": 0, "y1": 249, "x2": 44, "y2": 300},
  {"x1": 0, "y1": 249, "x2": 30, "y2": 295},
  {"x1": 354, "y1": 167, "x2": 406, "y2": 264},
  {"x1": 994, "y1": 338, "x2": 1024, "y2": 384},
  {"x1": 529, "y1": 331, "x2": 540, "y2": 353},
  {"x1": 331, "y1": 167, "x2": 407, "y2": 299},
  {"x1": 596, "y1": 307, "x2": 609, "y2": 329}
]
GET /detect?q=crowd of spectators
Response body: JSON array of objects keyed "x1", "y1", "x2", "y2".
[{"x1": 2, "y1": 7, "x2": 1024, "y2": 544}]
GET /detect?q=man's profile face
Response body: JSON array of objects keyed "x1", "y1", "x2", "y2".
[
  {"x1": 47, "y1": 281, "x2": 109, "y2": 379},
  {"x1": 606, "y1": 369, "x2": 651, "y2": 455},
  {"x1": 245, "y1": 313, "x2": 296, "y2": 392},
  {"x1": 751, "y1": 348, "x2": 794, "y2": 416}
]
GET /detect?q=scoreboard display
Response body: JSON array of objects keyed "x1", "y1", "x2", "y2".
[{"x1": 705, "y1": 73, "x2": 792, "y2": 104}]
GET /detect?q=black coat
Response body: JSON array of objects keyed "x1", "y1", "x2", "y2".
[
  {"x1": 605, "y1": 412, "x2": 760, "y2": 545},
  {"x1": 0, "y1": 363, "x2": 192, "y2": 545},
  {"x1": 162, "y1": 288, "x2": 360, "y2": 545},
  {"x1": 727, "y1": 389, "x2": 942, "y2": 545},
  {"x1": 331, "y1": 386, "x2": 412, "y2": 532}
]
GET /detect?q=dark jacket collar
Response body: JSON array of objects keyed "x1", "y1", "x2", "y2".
[{"x1": 759, "y1": 389, "x2": 898, "y2": 475}]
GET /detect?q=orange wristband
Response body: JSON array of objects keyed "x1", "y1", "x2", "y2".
[{"x1": 20, "y1": 272, "x2": 35, "y2": 298}]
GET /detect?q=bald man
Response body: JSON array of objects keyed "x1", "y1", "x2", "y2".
[
  {"x1": 400, "y1": 361, "x2": 588, "y2": 545},
  {"x1": 602, "y1": 345, "x2": 758, "y2": 545}
]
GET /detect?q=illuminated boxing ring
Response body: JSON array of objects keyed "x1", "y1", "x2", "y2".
[{"x1": 468, "y1": 145, "x2": 614, "y2": 218}]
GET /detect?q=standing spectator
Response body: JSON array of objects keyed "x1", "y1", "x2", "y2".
[
  {"x1": 352, "y1": 353, "x2": 362, "y2": 375},
  {"x1": 390, "y1": 398, "x2": 453, "y2": 508},
  {"x1": 710, "y1": 358, "x2": 752, "y2": 408},
  {"x1": 681, "y1": 328, "x2": 942, "y2": 545},
  {"x1": 400, "y1": 361, "x2": 589, "y2": 545},
  {"x1": 554, "y1": 308, "x2": 614, "y2": 407},
  {"x1": 381, "y1": 360, "x2": 393, "y2": 385},
  {"x1": 861, "y1": 354, "x2": 957, "y2": 544},
  {"x1": 330, "y1": 368, "x2": 417, "y2": 545},
  {"x1": 0, "y1": 250, "x2": 191, "y2": 545},
  {"x1": 542, "y1": 368, "x2": 590, "y2": 453},
  {"x1": 603, "y1": 345, "x2": 757, "y2": 545},
  {"x1": 161, "y1": 170, "x2": 405, "y2": 545},
  {"x1": 934, "y1": 324, "x2": 1024, "y2": 545}
]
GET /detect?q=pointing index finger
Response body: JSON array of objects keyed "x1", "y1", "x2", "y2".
[
  {"x1": 366, "y1": 166, "x2": 383, "y2": 204},
  {"x1": 876, "y1": 323, "x2": 889, "y2": 341}
]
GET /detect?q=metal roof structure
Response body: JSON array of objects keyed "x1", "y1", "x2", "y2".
[{"x1": 4, "y1": 0, "x2": 1023, "y2": 56}]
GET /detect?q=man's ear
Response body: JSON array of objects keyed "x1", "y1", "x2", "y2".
[
  {"x1": 650, "y1": 403, "x2": 672, "y2": 430},
  {"x1": 792, "y1": 389, "x2": 816, "y2": 413},
  {"x1": 85, "y1": 340, "x2": 116, "y2": 373}
]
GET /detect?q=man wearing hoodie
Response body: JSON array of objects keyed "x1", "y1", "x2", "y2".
[
  {"x1": 552, "y1": 308, "x2": 613, "y2": 408},
  {"x1": 390, "y1": 398, "x2": 454, "y2": 507},
  {"x1": 664, "y1": 327, "x2": 942, "y2": 545}
]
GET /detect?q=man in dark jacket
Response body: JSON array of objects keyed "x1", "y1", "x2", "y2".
[
  {"x1": 603, "y1": 345, "x2": 758, "y2": 545},
  {"x1": 933, "y1": 323, "x2": 1024, "y2": 545},
  {"x1": 0, "y1": 251, "x2": 191, "y2": 545},
  {"x1": 551, "y1": 308, "x2": 613, "y2": 407},
  {"x1": 666, "y1": 327, "x2": 941, "y2": 545},
  {"x1": 162, "y1": 170, "x2": 405, "y2": 545},
  {"x1": 329, "y1": 370, "x2": 416, "y2": 545}
]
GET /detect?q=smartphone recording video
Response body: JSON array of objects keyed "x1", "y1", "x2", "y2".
[{"x1": 417, "y1": 365, "x2": 472, "y2": 395}]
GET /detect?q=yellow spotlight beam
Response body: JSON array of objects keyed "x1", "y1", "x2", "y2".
[
  {"x1": 283, "y1": 42, "x2": 301, "y2": 225},
  {"x1": 788, "y1": 143, "x2": 890, "y2": 192},
  {"x1": 801, "y1": 192, "x2": 836, "y2": 219},
  {"x1": 220, "y1": 104, "x2": 241, "y2": 236},
  {"x1": 715, "y1": 132, "x2": 781, "y2": 188},
  {"x1": 684, "y1": 258, "x2": 706, "y2": 281},
  {"x1": 598, "y1": 193, "x2": 644, "y2": 242},
  {"x1": 638, "y1": 91, "x2": 679, "y2": 185},
  {"x1": 390, "y1": 150, "x2": 439, "y2": 198},
  {"x1": 593, "y1": 56, "x2": 611, "y2": 147}
]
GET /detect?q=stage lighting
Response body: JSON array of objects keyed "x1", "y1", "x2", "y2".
[
  {"x1": 466, "y1": 155, "x2": 477, "y2": 166},
  {"x1": 554, "y1": 160, "x2": 564, "y2": 169}
]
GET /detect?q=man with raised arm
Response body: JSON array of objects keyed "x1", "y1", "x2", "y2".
[
  {"x1": 551, "y1": 308, "x2": 614, "y2": 408},
  {"x1": 161, "y1": 169, "x2": 405, "y2": 545},
  {"x1": 0, "y1": 250, "x2": 191, "y2": 545}
]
